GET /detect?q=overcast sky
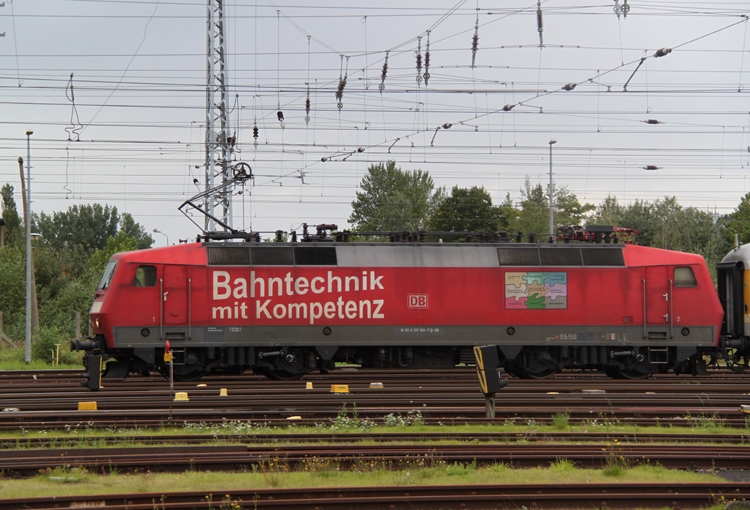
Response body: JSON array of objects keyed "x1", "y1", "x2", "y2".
[{"x1": 1, "y1": 0, "x2": 749, "y2": 246}]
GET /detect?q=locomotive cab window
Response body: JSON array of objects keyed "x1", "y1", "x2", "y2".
[
  {"x1": 97, "y1": 261, "x2": 117, "y2": 289},
  {"x1": 132, "y1": 265, "x2": 157, "y2": 287},
  {"x1": 674, "y1": 266, "x2": 697, "y2": 287}
]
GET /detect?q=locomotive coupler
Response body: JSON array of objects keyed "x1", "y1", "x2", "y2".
[
  {"x1": 723, "y1": 338, "x2": 750, "y2": 351},
  {"x1": 70, "y1": 339, "x2": 97, "y2": 352}
]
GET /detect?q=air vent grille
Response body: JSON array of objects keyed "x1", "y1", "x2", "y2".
[
  {"x1": 497, "y1": 248, "x2": 540, "y2": 266},
  {"x1": 294, "y1": 247, "x2": 338, "y2": 265},
  {"x1": 582, "y1": 248, "x2": 625, "y2": 266},
  {"x1": 251, "y1": 247, "x2": 295, "y2": 265},
  {"x1": 207, "y1": 246, "x2": 251, "y2": 265},
  {"x1": 540, "y1": 249, "x2": 583, "y2": 266}
]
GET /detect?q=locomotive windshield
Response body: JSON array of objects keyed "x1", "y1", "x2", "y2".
[{"x1": 97, "y1": 261, "x2": 118, "y2": 290}]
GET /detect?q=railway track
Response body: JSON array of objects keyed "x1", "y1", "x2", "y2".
[
  {"x1": 3, "y1": 443, "x2": 750, "y2": 477},
  {"x1": 3, "y1": 368, "x2": 750, "y2": 428},
  {"x1": 1, "y1": 483, "x2": 747, "y2": 510},
  {"x1": 3, "y1": 369, "x2": 750, "y2": 509},
  {"x1": 3, "y1": 430, "x2": 749, "y2": 449}
]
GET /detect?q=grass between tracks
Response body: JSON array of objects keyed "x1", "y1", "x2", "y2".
[
  {"x1": 0, "y1": 463, "x2": 728, "y2": 501},
  {"x1": 0, "y1": 413, "x2": 743, "y2": 506},
  {"x1": 2, "y1": 402, "x2": 748, "y2": 443}
]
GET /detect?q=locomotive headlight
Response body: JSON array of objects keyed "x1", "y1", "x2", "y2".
[{"x1": 95, "y1": 318, "x2": 101, "y2": 329}]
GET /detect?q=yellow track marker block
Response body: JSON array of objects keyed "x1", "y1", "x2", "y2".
[{"x1": 330, "y1": 384, "x2": 349, "y2": 394}]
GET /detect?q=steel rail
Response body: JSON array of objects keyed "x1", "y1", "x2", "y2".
[
  {"x1": 1, "y1": 410, "x2": 747, "y2": 431},
  {"x1": 3, "y1": 430, "x2": 750, "y2": 449},
  {"x1": 1, "y1": 483, "x2": 748, "y2": 510},
  {"x1": 2, "y1": 443, "x2": 750, "y2": 477}
]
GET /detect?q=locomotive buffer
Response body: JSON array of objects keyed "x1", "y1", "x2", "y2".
[{"x1": 473, "y1": 346, "x2": 509, "y2": 418}]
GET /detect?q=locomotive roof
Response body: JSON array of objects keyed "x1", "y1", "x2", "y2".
[
  {"x1": 720, "y1": 242, "x2": 750, "y2": 267},
  {"x1": 108, "y1": 241, "x2": 706, "y2": 269}
]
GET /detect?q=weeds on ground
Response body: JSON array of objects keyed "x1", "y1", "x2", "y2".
[
  {"x1": 445, "y1": 459, "x2": 478, "y2": 476},
  {"x1": 183, "y1": 419, "x2": 276, "y2": 437},
  {"x1": 550, "y1": 458, "x2": 576, "y2": 473},
  {"x1": 383, "y1": 408, "x2": 425, "y2": 428},
  {"x1": 582, "y1": 413, "x2": 623, "y2": 432},
  {"x1": 551, "y1": 410, "x2": 570, "y2": 430},
  {"x1": 0, "y1": 462, "x2": 725, "y2": 500},
  {"x1": 40, "y1": 465, "x2": 90, "y2": 483},
  {"x1": 601, "y1": 438, "x2": 628, "y2": 477},
  {"x1": 685, "y1": 412, "x2": 728, "y2": 433},
  {"x1": 323, "y1": 403, "x2": 376, "y2": 432}
]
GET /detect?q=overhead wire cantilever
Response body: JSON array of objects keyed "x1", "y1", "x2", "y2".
[{"x1": 179, "y1": 162, "x2": 253, "y2": 236}]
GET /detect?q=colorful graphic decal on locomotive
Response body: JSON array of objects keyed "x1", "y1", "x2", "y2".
[{"x1": 505, "y1": 272, "x2": 567, "y2": 309}]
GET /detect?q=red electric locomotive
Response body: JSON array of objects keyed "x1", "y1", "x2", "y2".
[{"x1": 72, "y1": 225, "x2": 730, "y2": 388}]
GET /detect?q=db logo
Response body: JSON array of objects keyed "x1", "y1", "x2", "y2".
[{"x1": 408, "y1": 294, "x2": 428, "y2": 309}]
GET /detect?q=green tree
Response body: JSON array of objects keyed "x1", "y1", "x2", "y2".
[
  {"x1": 720, "y1": 192, "x2": 750, "y2": 248},
  {"x1": 588, "y1": 195, "x2": 726, "y2": 281},
  {"x1": 349, "y1": 161, "x2": 443, "y2": 233},
  {"x1": 89, "y1": 231, "x2": 140, "y2": 274},
  {"x1": 120, "y1": 212, "x2": 153, "y2": 250},
  {"x1": 0, "y1": 203, "x2": 153, "y2": 352},
  {"x1": 510, "y1": 177, "x2": 594, "y2": 237},
  {"x1": 587, "y1": 195, "x2": 623, "y2": 227},
  {"x1": 35, "y1": 204, "x2": 153, "y2": 254},
  {"x1": 1, "y1": 184, "x2": 22, "y2": 247},
  {"x1": 0, "y1": 245, "x2": 26, "y2": 339},
  {"x1": 429, "y1": 186, "x2": 504, "y2": 236}
]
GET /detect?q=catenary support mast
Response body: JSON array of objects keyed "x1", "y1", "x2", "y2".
[{"x1": 205, "y1": 0, "x2": 233, "y2": 232}]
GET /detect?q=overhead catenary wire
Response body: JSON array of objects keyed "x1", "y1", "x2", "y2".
[{"x1": 2, "y1": 2, "x2": 750, "y2": 236}]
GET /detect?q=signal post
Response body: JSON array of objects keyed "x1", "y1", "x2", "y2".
[{"x1": 473, "y1": 345, "x2": 509, "y2": 418}]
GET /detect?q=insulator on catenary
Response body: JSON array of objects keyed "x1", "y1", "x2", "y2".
[
  {"x1": 655, "y1": 47, "x2": 672, "y2": 58},
  {"x1": 645, "y1": 119, "x2": 661, "y2": 124},
  {"x1": 563, "y1": 83, "x2": 576, "y2": 91},
  {"x1": 253, "y1": 124, "x2": 259, "y2": 147},
  {"x1": 424, "y1": 31, "x2": 431, "y2": 86},
  {"x1": 644, "y1": 165, "x2": 660, "y2": 170},
  {"x1": 305, "y1": 96, "x2": 311, "y2": 125},
  {"x1": 416, "y1": 36, "x2": 423, "y2": 85},
  {"x1": 379, "y1": 50, "x2": 389, "y2": 92},
  {"x1": 471, "y1": 10, "x2": 479, "y2": 68},
  {"x1": 336, "y1": 55, "x2": 348, "y2": 110},
  {"x1": 277, "y1": 111, "x2": 284, "y2": 122},
  {"x1": 537, "y1": 0, "x2": 543, "y2": 48},
  {"x1": 503, "y1": 104, "x2": 514, "y2": 111},
  {"x1": 336, "y1": 77, "x2": 346, "y2": 110}
]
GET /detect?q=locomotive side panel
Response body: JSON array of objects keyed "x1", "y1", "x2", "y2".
[{"x1": 81, "y1": 241, "x2": 724, "y2": 382}]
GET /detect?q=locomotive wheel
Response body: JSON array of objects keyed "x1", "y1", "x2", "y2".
[
  {"x1": 254, "y1": 367, "x2": 307, "y2": 381},
  {"x1": 604, "y1": 366, "x2": 651, "y2": 379},
  {"x1": 517, "y1": 368, "x2": 558, "y2": 379},
  {"x1": 173, "y1": 371, "x2": 207, "y2": 382},
  {"x1": 159, "y1": 367, "x2": 207, "y2": 382}
]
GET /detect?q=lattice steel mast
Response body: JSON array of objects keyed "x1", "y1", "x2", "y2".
[{"x1": 204, "y1": 0, "x2": 232, "y2": 232}]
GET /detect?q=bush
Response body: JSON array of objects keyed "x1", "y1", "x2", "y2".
[{"x1": 31, "y1": 326, "x2": 78, "y2": 365}]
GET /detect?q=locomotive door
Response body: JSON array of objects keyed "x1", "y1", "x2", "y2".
[
  {"x1": 645, "y1": 266, "x2": 669, "y2": 324},
  {"x1": 163, "y1": 265, "x2": 187, "y2": 325}
]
